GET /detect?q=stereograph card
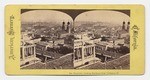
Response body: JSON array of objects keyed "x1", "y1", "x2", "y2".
[{"x1": 5, "y1": 5, "x2": 145, "y2": 75}]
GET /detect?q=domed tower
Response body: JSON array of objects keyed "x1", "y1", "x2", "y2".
[
  {"x1": 127, "y1": 22, "x2": 130, "y2": 32},
  {"x1": 122, "y1": 21, "x2": 126, "y2": 30},
  {"x1": 66, "y1": 22, "x2": 71, "y2": 33},
  {"x1": 62, "y1": 21, "x2": 65, "y2": 31}
]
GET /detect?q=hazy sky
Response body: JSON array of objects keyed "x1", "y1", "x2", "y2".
[
  {"x1": 75, "y1": 10, "x2": 130, "y2": 25},
  {"x1": 21, "y1": 10, "x2": 73, "y2": 23},
  {"x1": 21, "y1": 10, "x2": 129, "y2": 25}
]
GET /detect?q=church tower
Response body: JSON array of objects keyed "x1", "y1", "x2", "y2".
[
  {"x1": 66, "y1": 22, "x2": 71, "y2": 33},
  {"x1": 122, "y1": 21, "x2": 126, "y2": 30},
  {"x1": 62, "y1": 21, "x2": 65, "y2": 31},
  {"x1": 127, "y1": 22, "x2": 130, "y2": 32}
]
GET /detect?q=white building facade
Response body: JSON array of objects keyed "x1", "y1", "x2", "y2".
[
  {"x1": 73, "y1": 32, "x2": 96, "y2": 67},
  {"x1": 20, "y1": 41, "x2": 40, "y2": 67}
]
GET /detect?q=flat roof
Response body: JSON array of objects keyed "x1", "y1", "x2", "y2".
[
  {"x1": 36, "y1": 41, "x2": 52, "y2": 46},
  {"x1": 96, "y1": 50, "x2": 124, "y2": 58},
  {"x1": 80, "y1": 54, "x2": 129, "y2": 69}
]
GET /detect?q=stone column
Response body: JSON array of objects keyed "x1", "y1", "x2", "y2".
[
  {"x1": 104, "y1": 56, "x2": 107, "y2": 62},
  {"x1": 76, "y1": 49, "x2": 79, "y2": 59},
  {"x1": 88, "y1": 47, "x2": 90, "y2": 55},
  {"x1": 22, "y1": 47, "x2": 25, "y2": 60},
  {"x1": 30, "y1": 47, "x2": 32, "y2": 55},
  {"x1": 24, "y1": 47, "x2": 26, "y2": 58},
  {"x1": 86, "y1": 48, "x2": 88, "y2": 55},
  {"x1": 82, "y1": 47, "x2": 84, "y2": 64},
  {"x1": 73, "y1": 49, "x2": 76, "y2": 60},
  {"x1": 28, "y1": 47, "x2": 30, "y2": 56},
  {"x1": 84, "y1": 48, "x2": 86, "y2": 57},
  {"x1": 26, "y1": 47, "x2": 28, "y2": 57},
  {"x1": 90, "y1": 47, "x2": 92, "y2": 55},
  {"x1": 34, "y1": 46, "x2": 36, "y2": 57},
  {"x1": 93, "y1": 46, "x2": 95, "y2": 58}
]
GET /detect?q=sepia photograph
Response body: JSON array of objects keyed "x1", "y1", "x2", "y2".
[{"x1": 20, "y1": 9, "x2": 130, "y2": 69}]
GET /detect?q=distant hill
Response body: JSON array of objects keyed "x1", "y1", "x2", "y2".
[{"x1": 21, "y1": 22, "x2": 61, "y2": 31}]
